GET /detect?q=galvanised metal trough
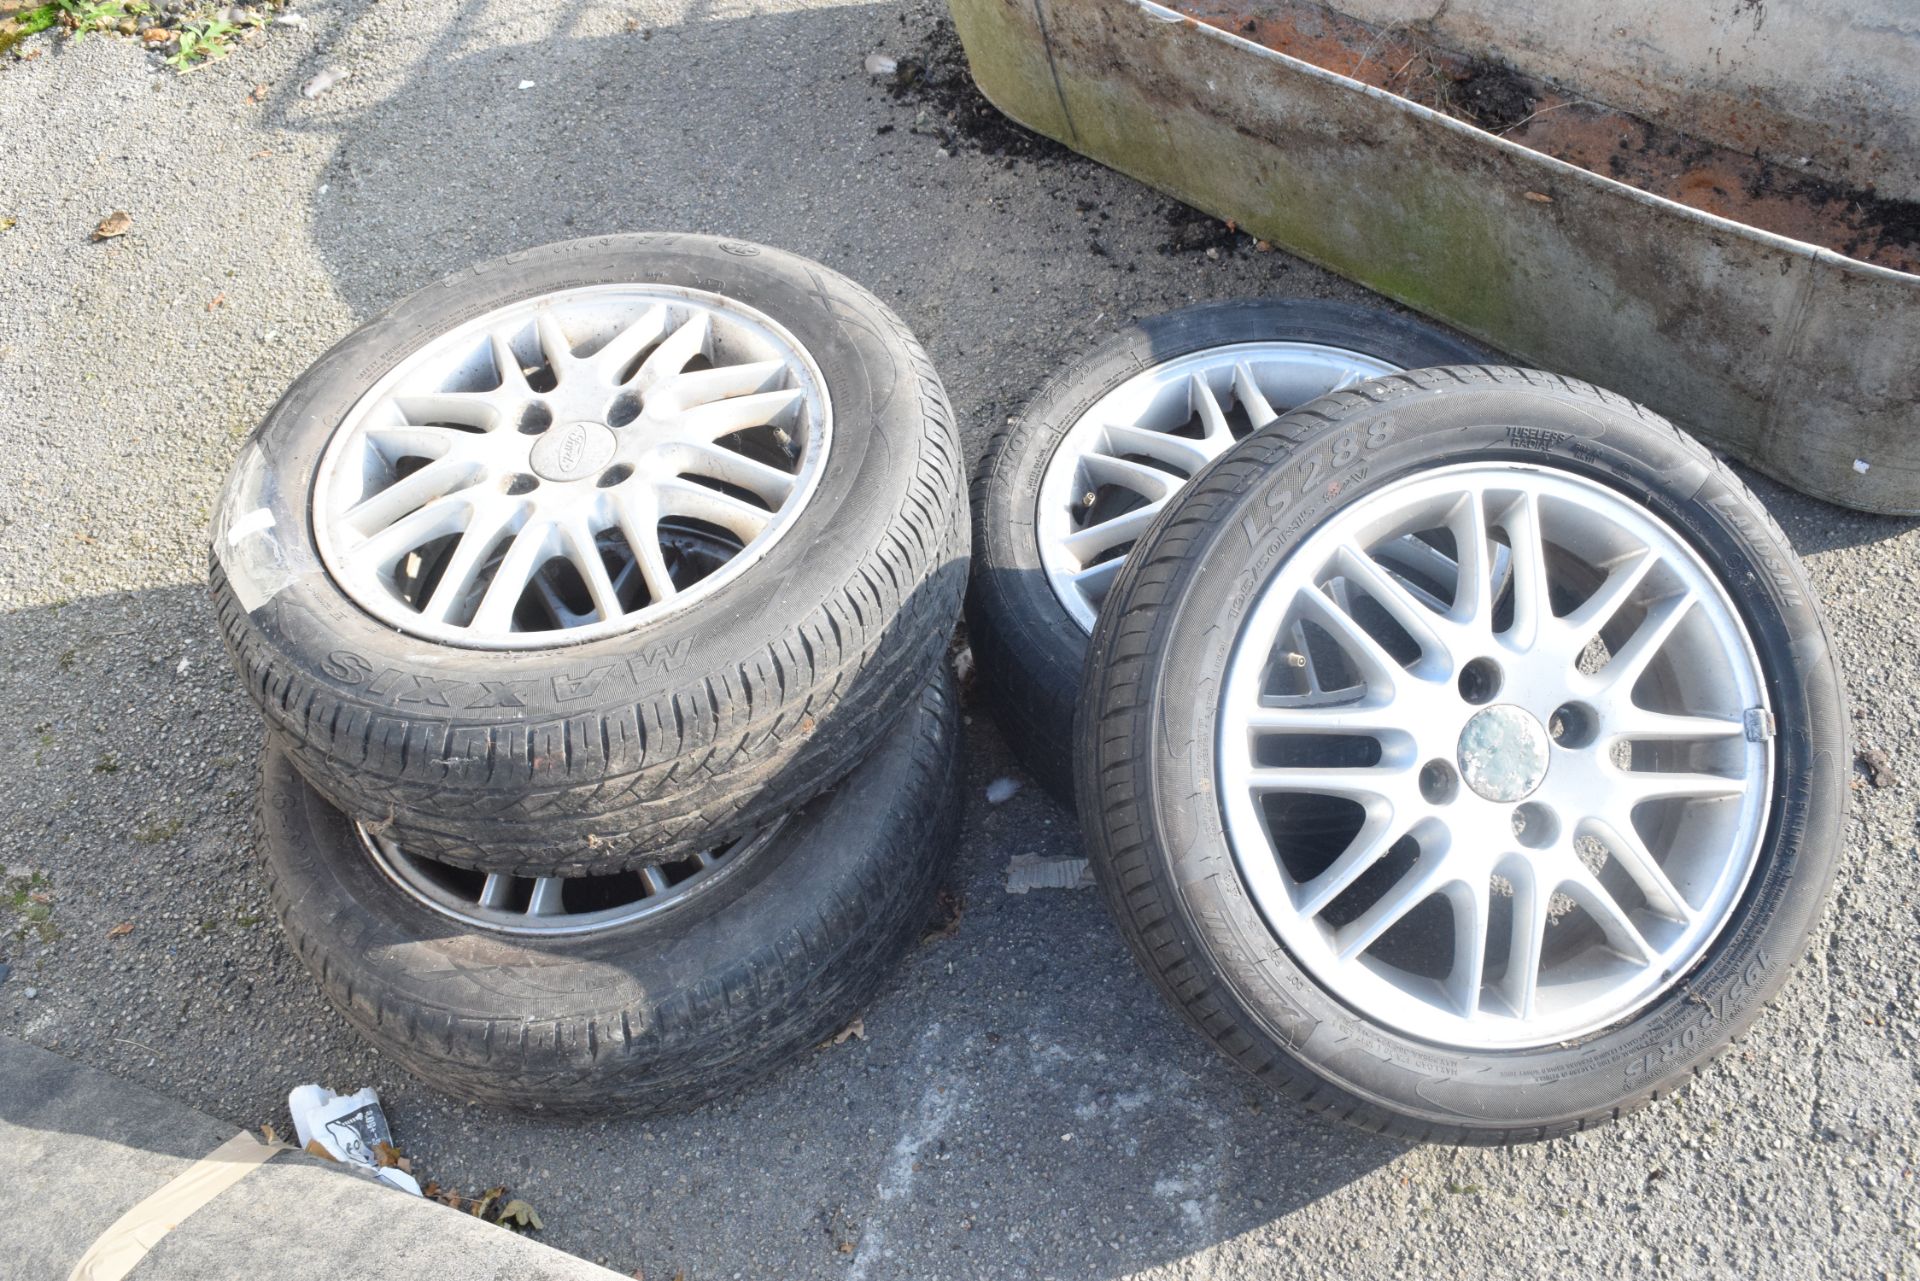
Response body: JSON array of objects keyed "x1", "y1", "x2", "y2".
[{"x1": 948, "y1": 0, "x2": 1920, "y2": 514}]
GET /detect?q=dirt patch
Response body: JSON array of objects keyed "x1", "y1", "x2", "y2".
[
  {"x1": 881, "y1": 19, "x2": 1084, "y2": 165},
  {"x1": 1175, "y1": 0, "x2": 1918, "y2": 273}
]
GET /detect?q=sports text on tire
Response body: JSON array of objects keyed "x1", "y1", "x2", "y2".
[
  {"x1": 259, "y1": 671, "x2": 963, "y2": 1117},
  {"x1": 1077, "y1": 366, "x2": 1847, "y2": 1141},
  {"x1": 212, "y1": 234, "x2": 966, "y2": 876},
  {"x1": 967, "y1": 299, "x2": 1484, "y2": 800}
]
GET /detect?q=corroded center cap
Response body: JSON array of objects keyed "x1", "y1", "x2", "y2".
[
  {"x1": 530, "y1": 421, "x2": 616, "y2": 482},
  {"x1": 1457, "y1": 704, "x2": 1550, "y2": 802}
]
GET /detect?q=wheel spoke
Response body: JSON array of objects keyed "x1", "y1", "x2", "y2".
[
  {"x1": 476, "y1": 873, "x2": 514, "y2": 911},
  {"x1": 344, "y1": 499, "x2": 468, "y2": 574},
  {"x1": 1500, "y1": 489, "x2": 1554, "y2": 648},
  {"x1": 469, "y1": 519, "x2": 555, "y2": 631},
  {"x1": 1296, "y1": 811, "x2": 1403, "y2": 917},
  {"x1": 1243, "y1": 695, "x2": 1398, "y2": 737},
  {"x1": 1558, "y1": 866, "x2": 1656, "y2": 964},
  {"x1": 592, "y1": 303, "x2": 674, "y2": 380},
  {"x1": 639, "y1": 866, "x2": 671, "y2": 895},
  {"x1": 1099, "y1": 421, "x2": 1220, "y2": 474},
  {"x1": 341, "y1": 458, "x2": 485, "y2": 537},
  {"x1": 1334, "y1": 843, "x2": 1454, "y2": 961},
  {"x1": 419, "y1": 501, "x2": 522, "y2": 623},
  {"x1": 1496, "y1": 864, "x2": 1550, "y2": 1019},
  {"x1": 1233, "y1": 361, "x2": 1280, "y2": 429},
  {"x1": 1610, "y1": 710, "x2": 1747, "y2": 742},
  {"x1": 1445, "y1": 879, "x2": 1490, "y2": 1018},
  {"x1": 657, "y1": 478, "x2": 773, "y2": 542},
  {"x1": 613, "y1": 492, "x2": 678, "y2": 605},
  {"x1": 677, "y1": 389, "x2": 806, "y2": 441},
  {"x1": 1445, "y1": 490, "x2": 1495, "y2": 628},
  {"x1": 1562, "y1": 548, "x2": 1656, "y2": 640},
  {"x1": 533, "y1": 310, "x2": 576, "y2": 376},
  {"x1": 1594, "y1": 590, "x2": 1696, "y2": 697},
  {"x1": 630, "y1": 311, "x2": 710, "y2": 394},
  {"x1": 391, "y1": 392, "x2": 503, "y2": 431},
  {"x1": 1334, "y1": 542, "x2": 1449, "y2": 664},
  {"x1": 1246, "y1": 762, "x2": 1410, "y2": 802},
  {"x1": 1081, "y1": 451, "x2": 1180, "y2": 501},
  {"x1": 565, "y1": 520, "x2": 625, "y2": 621},
  {"x1": 1617, "y1": 768, "x2": 1746, "y2": 804},
  {"x1": 1295, "y1": 581, "x2": 1411, "y2": 693},
  {"x1": 1061, "y1": 500, "x2": 1166, "y2": 564},
  {"x1": 1190, "y1": 373, "x2": 1233, "y2": 443},
  {"x1": 674, "y1": 444, "x2": 798, "y2": 508},
  {"x1": 1586, "y1": 817, "x2": 1694, "y2": 921},
  {"x1": 526, "y1": 877, "x2": 565, "y2": 917}
]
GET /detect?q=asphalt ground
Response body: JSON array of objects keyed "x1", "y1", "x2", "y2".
[{"x1": 0, "y1": 1, "x2": 1915, "y2": 1276}]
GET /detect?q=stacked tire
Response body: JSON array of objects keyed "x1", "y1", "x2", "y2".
[
  {"x1": 969, "y1": 306, "x2": 1848, "y2": 1141},
  {"x1": 212, "y1": 235, "x2": 968, "y2": 1115}
]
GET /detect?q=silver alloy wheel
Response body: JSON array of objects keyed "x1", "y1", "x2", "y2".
[
  {"x1": 359, "y1": 822, "x2": 777, "y2": 936},
  {"x1": 1036, "y1": 342, "x2": 1400, "y2": 632},
  {"x1": 312, "y1": 285, "x2": 831, "y2": 648},
  {"x1": 1217, "y1": 463, "x2": 1773, "y2": 1049}
]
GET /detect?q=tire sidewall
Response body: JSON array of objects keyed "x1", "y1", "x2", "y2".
[
  {"x1": 970, "y1": 301, "x2": 1487, "y2": 798},
  {"x1": 217, "y1": 233, "x2": 941, "y2": 736},
  {"x1": 1114, "y1": 373, "x2": 1845, "y2": 1129},
  {"x1": 260, "y1": 672, "x2": 959, "y2": 1029}
]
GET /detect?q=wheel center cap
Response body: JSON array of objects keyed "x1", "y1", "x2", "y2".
[
  {"x1": 529, "y1": 421, "x2": 616, "y2": 482},
  {"x1": 1457, "y1": 704, "x2": 1550, "y2": 802}
]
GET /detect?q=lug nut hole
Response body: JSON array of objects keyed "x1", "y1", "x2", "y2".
[
  {"x1": 1457, "y1": 658, "x2": 1502, "y2": 705},
  {"x1": 1549, "y1": 702, "x2": 1598, "y2": 749},
  {"x1": 1420, "y1": 759, "x2": 1460, "y2": 805},
  {"x1": 1512, "y1": 802, "x2": 1559, "y2": 849}
]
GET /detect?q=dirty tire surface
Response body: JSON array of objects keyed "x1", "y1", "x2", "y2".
[
  {"x1": 212, "y1": 234, "x2": 968, "y2": 876},
  {"x1": 259, "y1": 670, "x2": 964, "y2": 1116},
  {"x1": 1076, "y1": 366, "x2": 1849, "y2": 1142}
]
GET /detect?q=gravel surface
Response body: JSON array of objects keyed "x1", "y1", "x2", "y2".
[{"x1": 1, "y1": 2, "x2": 1916, "y2": 1277}]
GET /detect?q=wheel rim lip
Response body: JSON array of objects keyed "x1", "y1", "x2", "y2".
[
  {"x1": 359, "y1": 821, "x2": 779, "y2": 936},
  {"x1": 311, "y1": 283, "x2": 833, "y2": 650},
  {"x1": 1035, "y1": 341, "x2": 1403, "y2": 634},
  {"x1": 1213, "y1": 461, "x2": 1775, "y2": 1051}
]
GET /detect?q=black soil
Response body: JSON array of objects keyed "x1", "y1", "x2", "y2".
[
  {"x1": 1450, "y1": 60, "x2": 1537, "y2": 132},
  {"x1": 884, "y1": 19, "x2": 1079, "y2": 164}
]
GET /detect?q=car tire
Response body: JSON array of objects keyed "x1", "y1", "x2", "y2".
[
  {"x1": 1078, "y1": 366, "x2": 1847, "y2": 1141},
  {"x1": 967, "y1": 299, "x2": 1484, "y2": 801},
  {"x1": 259, "y1": 671, "x2": 963, "y2": 1117},
  {"x1": 212, "y1": 234, "x2": 966, "y2": 876}
]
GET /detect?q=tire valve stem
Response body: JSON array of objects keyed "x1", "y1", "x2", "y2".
[
  {"x1": 1285, "y1": 652, "x2": 1307, "y2": 669},
  {"x1": 1081, "y1": 491, "x2": 1096, "y2": 508}
]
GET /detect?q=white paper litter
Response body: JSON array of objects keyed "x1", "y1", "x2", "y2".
[
  {"x1": 985, "y1": 777, "x2": 1022, "y2": 804},
  {"x1": 301, "y1": 68, "x2": 344, "y2": 98},
  {"x1": 1006, "y1": 854, "x2": 1093, "y2": 894},
  {"x1": 863, "y1": 52, "x2": 897, "y2": 76},
  {"x1": 288, "y1": 1084, "x2": 422, "y2": 1195},
  {"x1": 518, "y1": 79, "x2": 536, "y2": 90},
  {"x1": 1854, "y1": 458, "x2": 1871, "y2": 474}
]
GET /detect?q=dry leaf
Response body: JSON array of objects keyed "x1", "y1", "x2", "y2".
[
  {"x1": 206, "y1": 292, "x2": 226, "y2": 312},
  {"x1": 141, "y1": 27, "x2": 168, "y2": 44},
  {"x1": 251, "y1": 149, "x2": 274, "y2": 159},
  {"x1": 496, "y1": 1198, "x2": 544, "y2": 1231},
  {"x1": 0, "y1": 216, "x2": 14, "y2": 233},
  {"x1": 1253, "y1": 239, "x2": 1273, "y2": 252},
  {"x1": 1523, "y1": 191, "x2": 1553, "y2": 203},
  {"x1": 372, "y1": 1140, "x2": 403, "y2": 1168},
  {"x1": 106, "y1": 921, "x2": 134, "y2": 938},
  {"x1": 248, "y1": 82, "x2": 268, "y2": 104},
  {"x1": 260, "y1": 1122, "x2": 278, "y2": 1144},
  {"x1": 92, "y1": 210, "x2": 132, "y2": 241},
  {"x1": 304, "y1": 1139, "x2": 337, "y2": 1161},
  {"x1": 829, "y1": 1018, "x2": 866, "y2": 1046},
  {"x1": 470, "y1": 1186, "x2": 506, "y2": 1219}
]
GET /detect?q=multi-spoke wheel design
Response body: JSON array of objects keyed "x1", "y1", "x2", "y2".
[
  {"x1": 313, "y1": 285, "x2": 831, "y2": 648},
  {"x1": 1036, "y1": 342, "x2": 1400, "y2": 631},
  {"x1": 1218, "y1": 464, "x2": 1773, "y2": 1048},
  {"x1": 359, "y1": 822, "x2": 775, "y2": 937}
]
